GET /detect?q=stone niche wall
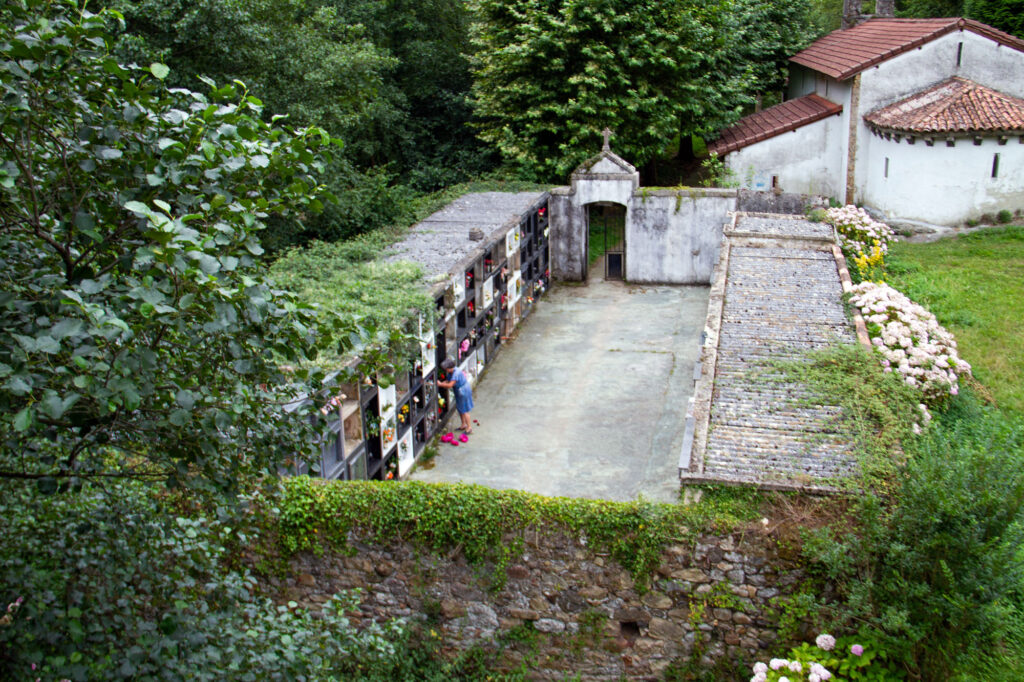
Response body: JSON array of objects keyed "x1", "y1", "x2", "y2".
[{"x1": 280, "y1": 527, "x2": 804, "y2": 680}]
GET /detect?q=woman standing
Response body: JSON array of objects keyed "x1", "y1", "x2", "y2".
[{"x1": 437, "y1": 358, "x2": 474, "y2": 434}]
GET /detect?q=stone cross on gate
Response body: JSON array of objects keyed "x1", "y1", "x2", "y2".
[{"x1": 601, "y1": 127, "x2": 613, "y2": 152}]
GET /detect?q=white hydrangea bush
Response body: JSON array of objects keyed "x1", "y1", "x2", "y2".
[
  {"x1": 849, "y1": 282, "x2": 971, "y2": 406},
  {"x1": 825, "y1": 205, "x2": 897, "y2": 257}
]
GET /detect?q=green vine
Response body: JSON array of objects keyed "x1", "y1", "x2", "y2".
[{"x1": 269, "y1": 479, "x2": 752, "y2": 591}]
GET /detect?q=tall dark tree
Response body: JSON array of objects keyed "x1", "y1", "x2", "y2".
[
  {"x1": 964, "y1": 0, "x2": 1024, "y2": 36},
  {"x1": 470, "y1": 0, "x2": 753, "y2": 181}
]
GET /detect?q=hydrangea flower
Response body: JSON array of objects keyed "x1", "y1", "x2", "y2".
[
  {"x1": 810, "y1": 662, "x2": 832, "y2": 680},
  {"x1": 769, "y1": 658, "x2": 788, "y2": 670},
  {"x1": 851, "y1": 643, "x2": 865, "y2": 656},
  {"x1": 753, "y1": 662, "x2": 768, "y2": 674},
  {"x1": 826, "y1": 205, "x2": 897, "y2": 260},
  {"x1": 849, "y1": 282, "x2": 970, "y2": 405},
  {"x1": 815, "y1": 633, "x2": 836, "y2": 651}
]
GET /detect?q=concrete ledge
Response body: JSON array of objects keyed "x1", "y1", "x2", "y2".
[
  {"x1": 832, "y1": 244, "x2": 873, "y2": 349},
  {"x1": 682, "y1": 218, "x2": 735, "y2": 479},
  {"x1": 635, "y1": 187, "x2": 738, "y2": 199},
  {"x1": 678, "y1": 472, "x2": 840, "y2": 495}
]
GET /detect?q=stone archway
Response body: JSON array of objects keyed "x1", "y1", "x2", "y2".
[{"x1": 549, "y1": 140, "x2": 640, "y2": 281}]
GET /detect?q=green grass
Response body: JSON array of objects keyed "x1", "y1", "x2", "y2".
[
  {"x1": 886, "y1": 226, "x2": 1024, "y2": 415},
  {"x1": 587, "y1": 209, "x2": 624, "y2": 266}
]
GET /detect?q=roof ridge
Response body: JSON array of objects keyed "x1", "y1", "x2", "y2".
[{"x1": 791, "y1": 17, "x2": 1024, "y2": 81}]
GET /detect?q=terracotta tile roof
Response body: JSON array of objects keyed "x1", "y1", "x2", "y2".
[
  {"x1": 707, "y1": 95, "x2": 842, "y2": 156},
  {"x1": 864, "y1": 77, "x2": 1024, "y2": 134},
  {"x1": 791, "y1": 18, "x2": 1024, "y2": 81}
]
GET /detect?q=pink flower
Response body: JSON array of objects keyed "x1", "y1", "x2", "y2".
[
  {"x1": 851, "y1": 643, "x2": 864, "y2": 656},
  {"x1": 459, "y1": 433, "x2": 469, "y2": 443},
  {"x1": 815, "y1": 633, "x2": 836, "y2": 651}
]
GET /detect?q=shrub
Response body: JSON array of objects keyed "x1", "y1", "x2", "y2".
[
  {"x1": 826, "y1": 206, "x2": 896, "y2": 282},
  {"x1": 801, "y1": 401, "x2": 1024, "y2": 678},
  {"x1": 997, "y1": 209, "x2": 1013, "y2": 224},
  {"x1": 848, "y1": 282, "x2": 971, "y2": 407},
  {"x1": 826, "y1": 206, "x2": 897, "y2": 258},
  {"x1": 749, "y1": 631, "x2": 905, "y2": 681},
  {"x1": 0, "y1": 482, "x2": 404, "y2": 680}
]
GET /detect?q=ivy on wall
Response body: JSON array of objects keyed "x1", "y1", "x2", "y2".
[{"x1": 268, "y1": 479, "x2": 760, "y2": 590}]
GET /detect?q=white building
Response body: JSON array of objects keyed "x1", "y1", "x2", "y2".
[{"x1": 710, "y1": 18, "x2": 1024, "y2": 225}]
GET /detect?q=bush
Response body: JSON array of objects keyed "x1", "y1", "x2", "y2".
[
  {"x1": 848, "y1": 283, "x2": 971, "y2": 407},
  {"x1": 997, "y1": 209, "x2": 1013, "y2": 224},
  {"x1": 825, "y1": 206, "x2": 897, "y2": 282},
  {"x1": 0, "y1": 482, "x2": 405, "y2": 680},
  {"x1": 802, "y1": 399, "x2": 1024, "y2": 678}
]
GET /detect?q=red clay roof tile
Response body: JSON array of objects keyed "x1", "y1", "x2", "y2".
[
  {"x1": 791, "y1": 18, "x2": 1024, "y2": 81},
  {"x1": 707, "y1": 94, "x2": 843, "y2": 156},
  {"x1": 864, "y1": 77, "x2": 1024, "y2": 134}
]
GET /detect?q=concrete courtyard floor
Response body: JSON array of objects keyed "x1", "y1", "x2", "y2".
[{"x1": 411, "y1": 268, "x2": 710, "y2": 502}]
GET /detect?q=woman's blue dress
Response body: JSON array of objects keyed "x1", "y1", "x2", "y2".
[{"x1": 451, "y1": 368, "x2": 474, "y2": 414}]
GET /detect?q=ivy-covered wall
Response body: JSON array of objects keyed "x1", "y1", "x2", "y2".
[{"x1": 262, "y1": 480, "x2": 806, "y2": 679}]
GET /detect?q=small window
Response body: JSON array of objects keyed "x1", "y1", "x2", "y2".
[
  {"x1": 771, "y1": 175, "x2": 779, "y2": 188},
  {"x1": 884, "y1": 157, "x2": 890, "y2": 178},
  {"x1": 956, "y1": 42, "x2": 963, "y2": 67},
  {"x1": 992, "y1": 153, "x2": 1000, "y2": 178}
]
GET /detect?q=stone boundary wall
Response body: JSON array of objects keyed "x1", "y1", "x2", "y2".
[{"x1": 278, "y1": 525, "x2": 805, "y2": 680}]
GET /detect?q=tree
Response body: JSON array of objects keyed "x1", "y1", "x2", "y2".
[
  {"x1": 0, "y1": 0, "x2": 351, "y2": 493},
  {"x1": 964, "y1": 0, "x2": 1024, "y2": 36},
  {"x1": 731, "y1": 0, "x2": 814, "y2": 98},
  {"x1": 469, "y1": 0, "x2": 754, "y2": 181}
]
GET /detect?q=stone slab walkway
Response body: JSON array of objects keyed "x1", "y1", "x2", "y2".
[{"x1": 682, "y1": 214, "x2": 859, "y2": 490}]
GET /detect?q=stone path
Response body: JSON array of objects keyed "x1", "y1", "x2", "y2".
[{"x1": 682, "y1": 214, "x2": 859, "y2": 490}]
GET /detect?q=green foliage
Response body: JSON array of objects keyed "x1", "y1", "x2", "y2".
[
  {"x1": 997, "y1": 209, "x2": 1014, "y2": 223},
  {"x1": 274, "y1": 479, "x2": 750, "y2": 590},
  {"x1": 886, "y1": 226, "x2": 1024, "y2": 414},
  {"x1": 730, "y1": 0, "x2": 814, "y2": 96},
  {"x1": 699, "y1": 152, "x2": 739, "y2": 188},
  {"x1": 768, "y1": 344, "x2": 922, "y2": 488},
  {"x1": 269, "y1": 237, "x2": 432, "y2": 367},
  {"x1": 900, "y1": 0, "x2": 1024, "y2": 39},
  {"x1": 0, "y1": 481, "x2": 405, "y2": 680},
  {"x1": 112, "y1": 0, "x2": 496, "y2": 249},
  {"x1": 0, "y1": 0, "x2": 356, "y2": 491},
  {"x1": 807, "y1": 0, "x2": 843, "y2": 37},
  {"x1": 964, "y1": 0, "x2": 1024, "y2": 37},
  {"x1": 801, "y1": 396, "x2": 1024, "y2": 678},
  {"x1": 469, "y1": 0, "x2": 756, "y2": 180}
]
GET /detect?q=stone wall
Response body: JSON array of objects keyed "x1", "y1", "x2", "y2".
[{"x1": 276, "y1": 525, "x2": 805, "y2": 680}]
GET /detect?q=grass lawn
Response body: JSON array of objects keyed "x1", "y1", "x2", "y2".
[{"x1": 886, "y1": 225, "x2": 1024, "y2": 415}]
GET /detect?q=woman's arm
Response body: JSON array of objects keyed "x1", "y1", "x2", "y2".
[{"x1": 437, "y1": 379, "x2": 455, "y2": 388}]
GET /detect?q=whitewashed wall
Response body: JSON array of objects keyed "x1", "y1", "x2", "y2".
[
  {"x1": 725, "y1": 114, "x2": 845, "y2": 199},
  {"x1": 862, "y1": 134, "x2": 1024, "y2": 224},
  {"x1": 625, "y1": 190, "x2": 736, "y2": 284}
]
